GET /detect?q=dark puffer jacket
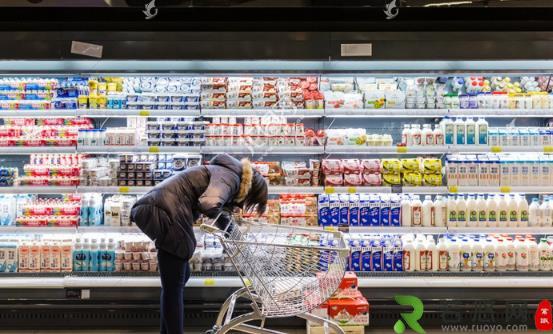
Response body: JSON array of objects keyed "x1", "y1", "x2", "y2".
[{"x1": 130, "y1": 154, "x2": 258, "y2": 260}]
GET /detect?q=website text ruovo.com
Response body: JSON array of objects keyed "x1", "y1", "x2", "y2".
[{"x1": 441, "y1": 324, "x2": 528, "y2": 332}]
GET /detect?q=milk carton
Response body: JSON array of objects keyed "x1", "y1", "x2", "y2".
[
  {"x1": 380, "y1": 195, "x2": 391, "y2": 226},
  {"x1": 30, "y1": 242, "x2": 41, "y2": 272},
  {"x1": 500, "y1": 159, "x2": 511, "y2": 186},
  {"x1": 446, "y1": 156, "x2": 459, "y2": 187},
  {"x1": 383, "y1": 241, "x2": 394, "y2": 271},
  {"x1": 6, "y1": 244, "x2": 17, "y2": 273},
  {"x1": 349, "y1": 238, "x2": 361, "y2": 272},
  {"x1": 509, "y1": 157, "x2": 520, "y2": 186},
  {"x1": 329, "y1": 194, "x2": 340, "y2": 226},
  {"x1": 371, "y1": 240, "x2": 382, "y2": 271},
  {"x1": 40, "y1": 243, "x2": 50, "y2": 272},
  {"x1": 489, "y1": 155, "x2": 501, "y2": 186},
  {"x1": 390, "y1": 195, "x2": 401, "y2": 227},
  {"x1": 318, "y1": 195, "x2": 330, "y2": 226},
  {"x1": 477, "y1": 156, "x2": 489, "y2": 187},
  {"x1": 359, "y1": 194, "x2": 371, "y2": 226},
  {"x1": 369, "y1": 195, "x2": 380, "y2": 226},
  {"x1": 467, "y1": 155, "x2": 479, "y2": 186},
  {"x1": 18, "y1": 242, "x2": 29, "y2": 273},
  {"x1": 349, "y1": 194, "x2": 360, "y2": 226},
  {"x1": 61, "y1": 242, "x2": 73, "y2": 272},
  {"x1": 339, "y1": 194, "x2": 350, "y2": 226},
  {"x1": 393, "y1": 239, "x2": 403, "y2": 271},
  {"x1": 361, "y1": 240, "x2": 371, "y2": 271},
  {"x1": 0, "y1": 242, "x2": 7, "y2": 272}
]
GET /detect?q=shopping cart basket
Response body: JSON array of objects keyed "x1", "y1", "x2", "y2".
[{"x1": 200, "y1": 214, "x2": 350, "y2": 334}]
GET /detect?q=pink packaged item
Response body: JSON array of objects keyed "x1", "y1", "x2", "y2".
[
  {"x1": 322, "y1": 159, "x2": 343, "y2": 175},
  {"x1": 363, "y1": 173, "x2": 382, "y2": 186},
  {"x1": 324, "y1": 174, "x2": 343, "y2": 186},
  {"x1": 341, "y1": 159, "x2": 362, "y2": 174},
  {"x1": 344, "y1": 173, "x2": 363, "y2": 186},
  {"x1": 361, "y1": 159, "x2": 381, "y2": 174}
]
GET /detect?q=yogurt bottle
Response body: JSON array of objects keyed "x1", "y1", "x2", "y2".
[
  {"x1": 460, "y1": 238, "x2": 473, "y2": 272},
  {"x1": 487, "y1": 195, "x2": 499, "y2": 227},
  {"x1": 402, "y1": 238, "x2": 415, "y2": 272},
  {"x1": 467, "y1": 194, "x2": 478, "y2": 228},
  {"x1": 472, "y1": 239, "x2": 484, "y2": 271},
  {"x1": 426, "y1": 236, "x2": 438, "y2": 272},
  {"x1": 515, "y1": 238, "x2": 529, "y2": 272},
  {"x1": 541, "y1": 198, "x2": 552, "y2": 227},
  {"x1": 476, "y1": 194, "x2": 487, "y2": 227},
  {"x1": 495, "y1": 239, "x2": 507, "y2": 272},
  {"x1": 498, "y1": 195, "x2": 509, "y2": 227},
  {"x1": 528, "y1": 238, "x2": 539, "y2": 272},
  {"x1": 411, "y1": 195, "x2": 422, "y2": 227},
  {"x1": 433, "y1": 125, "x2": 444, "y2": 146},
  {"x1": 529, "y1": 198, "x2": 541, "y2": 227},
  {"x1": 517, "y1": 195, "x2": 529, "y2": 227},
  {"x1": 505, "y1": 238, "x2": 516, "y2": 271},
  {"x1": 447, "y1": 195, "x2": 457, "y2": 227},
  {"x1": 538, "y1": 238, "x2": 550, "y2": 271},
  {"x1": 411, "y1": 124, "x2": 422, "y2": 146},
  {"x1": 456, "y1": 195, "x2": 467, "y2": 227},
  {"x1": 434, "y1": 195, "x2": 447, "y2": 227},
  {"x1": 483, "y1": 239, "x2": 496, "y2": 272},
  {"x1": 414, "y1": 236, "x2": 426, "y2": 272},
  {"x1": 421, "y1": 195, "x2": 434, "y2": 227},
  {"x1": 437, "y1": 238, "x2": 448, "y2": 271},
  {"x1": 508, "y1": 195, "x2": 520, "y2": 228},
  {"x1": 401, "y1": 195, "x2": 412, "y2": 227},
  {"x1": 447, "y1": 238, "x2": 461, "y2": 272},
  {"x1": 422, "y1": 124, "x2": 434, "y2": 146}
]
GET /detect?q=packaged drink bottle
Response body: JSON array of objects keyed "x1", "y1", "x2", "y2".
[
  {"x1": 447, "y1": 195, "x2": 457, "y2": 227},
  {"x1": 447, "y1": 238, "x2": 460, "y2": 272},
  {"x1": 487, "y1": 195, "x2": 499, "y2": 227},
  {"x1": 548, "y1": 240, "x2": 553, "y2": 271},
  {"x1": 434, "y1": 195, "x2": 447, "y2": 227},
  {"x1": 411, "y1": 195, "x2": 422, "y2": 227},
  {"x1": 538, "y1": 239, "x2": 551, "y2": 271},
  {"x1": 401, "y1": 195, "x2": 412, "y2": 227},
  {"x1": 460, "y1": 238, "x2": 473, "y2": 272},
  {"x1": 498, "y1": 195, "x2": 509, "y2": 227},
  {"x1": 529, "y1": 198, "x2": 541, "y2": 227},
  {"x1": 505, "y1": 238, "x2": 516, "y2": 271},
  {"x1": 442, "y1": 116, "x2": 455, "y2": 145},
  {"x1": 515, "y1": 238, "x2": 529, "y2": 272},
  {"x1": 483, "y1": 239, "x2": 496, "y2": 272},
  {"x1": 465, "y1": 118, "x2": 476, "y2": 145},
  {"x1": 98, "y1": 238, "x2": 107, "y2": 272},
  {"x1": 508, "y1": 195, "x2": 520, "y2": 228},
  {"x1": 72, "y1": 238, "x2": 83, "y2": 272},
  {"x1": 402, "y1": 239, "x2": 415, "y2": 272},
  {"x1": 89, "y1": 239, "x2": 99, "y2": 272},
  {"x1": 517, "y1": 195, "x2": 529, "y2": 227},
  {"x1": 383, "y1": 241, "x2": 394, "y2": 272},
  {"x1": 421, "y1": 124, "x2": 434, "y2": 146},
  {"x1": 472, "y1": 239, "x2": 484, "y2": 272},
  {"x1": 401, "y1": 124, "x2": 411, "y2": 146},
  {"x1": 390, "y1": 195, "x2": 401, "y2": 227},
  {"x1": 380, "y1": 195, "x2": 391, "y2": 226},
  {"x1": 495, "y1": 239, "x2": 507, "y2": 272},
  {"x1": 542, "y1": 198, "x2": 552, "y2": 227},
  {"x1": 426, "y1": 236, "x2": 438, "y2": 272},
  {"x1": 437, "y1": 238, "x2": 448, "y2": 271},
  {"x1": 349, "y1": 239, "x2": 361, "y2": 272},
  {"x1": 80, "y1": 196, "x2": 89, "y2": 226},
  {"x1": 454, "y1": 118, "x2": 466, "y2": 145},
  {"x1": 393, "y1": 239, "x2": 403, "y2": 272},
  {"x1": 456, "y1": 195, "x2": 467, "y2": 227},
  {"x1": 433, "y1": 124, "x2": 444, "y2": 146},
  {"x1": 411, "y1": 124, "x2": 422, "y2": 146},
  {"x1": 476, "y1": 118, "x2": 489, "y2": 145},
  {"x1": 414, "y1": 236, "x2": 426, "y2": 272},
  {"x1": 528, "y1": 238, "x2": 539, "y2": 272},
  {"x1": 81, "y1": 238, "x2": 90, "y2": 272},
  {"x1": 371, "y1": 240, "x2": 382, "y2": 272},
  {"x1": 421, "y1": 195, "x2": 434, "y2": 227},
  {"x1": 467, "y1": 194, "x2": 478, "y2": 228},
  {"x1": 476, "y1": 195, "x2": 487, "y2": 227},
  {"x1": 106, "y1": 238, "x2": 116, "y2": 272}
]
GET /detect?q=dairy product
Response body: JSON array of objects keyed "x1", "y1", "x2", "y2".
[
  {"x1": 426, "y1": 236, "x2": 438, "y2": 272},
  {"x1": 456, "y1": 195, "x2": 467, "y2": 227},
  {"x1": 529, "y1": 198, "x2": 541, "y2": 227},
  {"x1": 467, "y1": 195, "x2": 478, "y2": 228},
  {"x1": 483, "y1": 239, "x2": 496, "y2": 272},
  {"x1": 447, "y1": 195, "x2": 457, "y2": 227},
  {"x1": 528, "y1": 239, "x2": 539, "y2": 272},
  {"x1": 455, "y1": 118, "x2": 466, "y2": 145},
  {"x1": 538, "y1": 239, "x2": 551, "y2": 271},
  {"x1": 411, "y1": 195, "x2": 422, "y2": 227},
  {"x1": 514, "y1": 238, "x2": 529, "y2": 272},
  {"x1": 460, "y1": 238, "x2": 472, "y2": 271},
  {"x1": 465, "y1": 118, "x2": 476, "y2": 145},
  {"x1": 434, "y1": 195, "x2": 447, "y2": 227},
  {"x1": 421, "y1": 195, "x2": 434, "y2": 227},
  {"x1": 476, "y1": 118, "x2": 488, "y2": 145},
  {"x1": 442, "y1": 117, "x2": 455, "y2": 145},
  {"x1": 437, "y1": 238, "x2": 448, "y2": 271}
]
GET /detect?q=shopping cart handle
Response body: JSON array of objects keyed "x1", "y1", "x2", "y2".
[{"x1": 200, "y1": 223, "x2": 221, "y2": 234}]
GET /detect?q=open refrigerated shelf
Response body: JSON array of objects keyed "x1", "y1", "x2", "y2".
[
  {"x1": 201, "y1": 108, "x2": 323, "y2": 118},
  {"x1": 0, "y1": 186, "x2": 76, "y2": 194},
  {"x1": 0, "y1": 147, "x2": 76, "y2": 154},
  {"x1": 325, "y1": 145, "x2": 449, "y2": 154},
  {"x1": 77, "y1": 109, "x2": 201, "y2": 117},
  {"x1": 201, "y1": 145, "x2": 324, "y2": 155},
  {"x1": 0, "y1": 110, "x2": 77, "y2": 118},
  {"x1": 76, "y1": 146, "x2": 202, "y2": 154}
]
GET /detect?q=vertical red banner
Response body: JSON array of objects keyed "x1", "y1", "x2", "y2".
[{"x1": 535, "y1": 300, "x2": 553, "y2": 331}]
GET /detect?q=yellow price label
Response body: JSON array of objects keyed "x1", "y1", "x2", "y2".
[
  {"x1": 203, "y1": 278, "x2": 216, "y2": 286},
  {"x1": 347, "y1": 187, "x2": 357, "y2": 194},
  {"x1": 491, "y1": 146, "x2": 502, "y2": 153},
  {"x1": 118, "y1": 186, "x2": 129, "y2": 193},
  {"x1": 244, "y1": 278, "x2": 252, "y2": 287},
  {"x1": 148, "y1": 146, "x2": 160, "y2": 153},
  {"x1": 500, "y1": 186, "x2": 511, "y2": 193},
  {"x1": 139, "y1": 110, "x2": 150, "y2": 116},
  {"x1": 544, "y1": 146, "x2": 553, "y2": 153},
  {"x1": 396, "y1": 147, "x2": 408, "y2": 154},
  {"x1": 325, "y1": 186, "x2": 336, "y2": 194},
  {"x1": 324, "y1": 226, "x2": 337, "y2": 232},
  {"x1": 448, "y1": 186, "x2": 458, "y2": 193}
]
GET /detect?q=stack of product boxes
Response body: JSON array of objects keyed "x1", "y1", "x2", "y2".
[{"x1": 308, "y1": 272, "x2": 369, "y2": 334}]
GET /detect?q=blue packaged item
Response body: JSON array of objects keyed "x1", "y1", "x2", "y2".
[
  {"x1": 6, "y1": 244, "x2": 17, "y2": 272},
  {"x1": 349, "y1": 239, "x2": 361, "y2": 271},
  {"x1": 380, "y1": 195, "x2": 391, "y2": 226},
  {"x1": 383, "y1": 241, "x2": 394, "y2": 272},
  {"x1": 318, "y1": 195, "x2": 330, "y2": 226},
  {"x1": 359, "y1": 194, "x2": 370, "y2": 226},
  {"x1": 349, "y1": 194, "x2": 360, "y2": 226},
  {"x1": 329, "y1": 194, "x2": 340, "y2": 226},
  {"x1": 369, "y1": 195, "x2": 380, "y2": 226},
  {"x1": 393, "y1": 244, "x2": 403, "y2": 271},
  {"x1": 371, "y1": 241, "x2": 382, "y2": 271},
  {"x1": 361, "y1": 240, "x2": 371, "y2": 272},
  {"x1": 339, "y1": 194, "x2": 350, "y2": 226},
  {"x1": 390, "y1": 195, "x2": 401, "y2": 226}
]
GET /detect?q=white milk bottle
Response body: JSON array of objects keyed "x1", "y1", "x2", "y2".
[
  {"x1": 433, "y1": 124, "x2": 444, "y2": 146},
  {"x1": 495, "y1": 239, "x2": 507, "y2": 272},
  {"x1": 472, "y1": 239, "x2": 484, "y2": 271},
  {"x1": 467, "y1": 194, "x2": 478, "y2": 228},
  {"x1": 498, "y1": 195, "x2": 509, "y2": 227},
  {"x1": 460, "y1": 238, "x2": 473, "y2": 272},
  {"x1": 437, "y1": 237, "x2": 448, "y2": 271},
  {"x1": 548, "y1": 240, "x2": 553, "y2": 271},
  {"x1": 422, "y1": 124, "x2": 434, "y2": 146},
  {"x1": 401, "y1": 124, "x2": 411, "y2": 146},
  {"x1": 456, "y1": 195, "x2": 467, "y2": 227},
  {"x1": 542, "y1": 198, "x2": 552, "y2": 227},
  {"x1": 402, "y1": 238, "x2": 416, "y2": 272},
  {"x1": 538, "y1": 238, "x2": 550, "y2": 271},
  {"x1": 515, "y1": 238, "x2": 529, "y2": 272},
  {"x1": 508, "y1": 194, "x2": 520, "y2": 228},
  {"x1": 442, "y1": 116, "x2": 455, "y2": 145},
  {"x1": 529, "y1": 198, "x2": 541, "y2": 227},
  {"x1": 434, "y1": 195, "x2": 447, "y2": 227},
  {"x1": 476, "y1": 194, "x2": 487, "y2": 227},
  {"x1": 517, "y1": 195, "x2": 529, "y2": 227},
  {"x1": 455, "y1": 118, "x2": 466, "y2": 145},
  {"x1": 411, "y1": 124, "x2": 422, "y2": 146},
  {"x1": 465, "y1": 118, "x2": 476, "y2": 145},
  {"x1": 487, "y1": 195, "x2": 499, "y2": 227},
  {"x1": 414, "y1": 236, "x2": 426, "y2": 272},
  {"x1": 528, "y1": 238, "x2": 539, "y2": 272},
  {"x1": 421, "y1": 195, "x2": 434, "y2": 227},
  {"x1": 426, "y1": 236, "x2": 438, "y2": 272},
  {"x1": 411, "y1": 195, "x2": 423, "y2": 227},
  {"x1": 483, "y1": 238, "x2": 496, "y2": 272},
  {"x1": 476, "y1": 118, "x2": 489, "y2": 145},
  {"x1": 447, "y1": 195, "x2": 457, "y2": 227},
  {"x1": 401, "y1": 195, "x2": 412, "y2": 227},
  {"x1": 506, "y1": 237, "x2": 516, "y2": 271},
  {"x1": 447, "y1": 238, "x2": 461, "y2": 272}
]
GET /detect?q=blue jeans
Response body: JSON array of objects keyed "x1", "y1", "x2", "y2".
[{"x1": 158, "y1": 248, "x2": 191, "y2": 334}]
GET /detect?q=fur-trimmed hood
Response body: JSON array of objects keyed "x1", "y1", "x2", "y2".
[{"x1": 209, "y1": 154, "x2": 254, "y2": 203}]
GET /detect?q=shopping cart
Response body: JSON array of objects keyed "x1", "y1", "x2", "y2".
[{"x1": 200, "y1": 215, "x2": 350, "y2": 334}]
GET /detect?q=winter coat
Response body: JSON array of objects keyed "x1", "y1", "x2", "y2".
[{"x1": 130, "y1": 154, "x2": 257, "y2": 260}]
